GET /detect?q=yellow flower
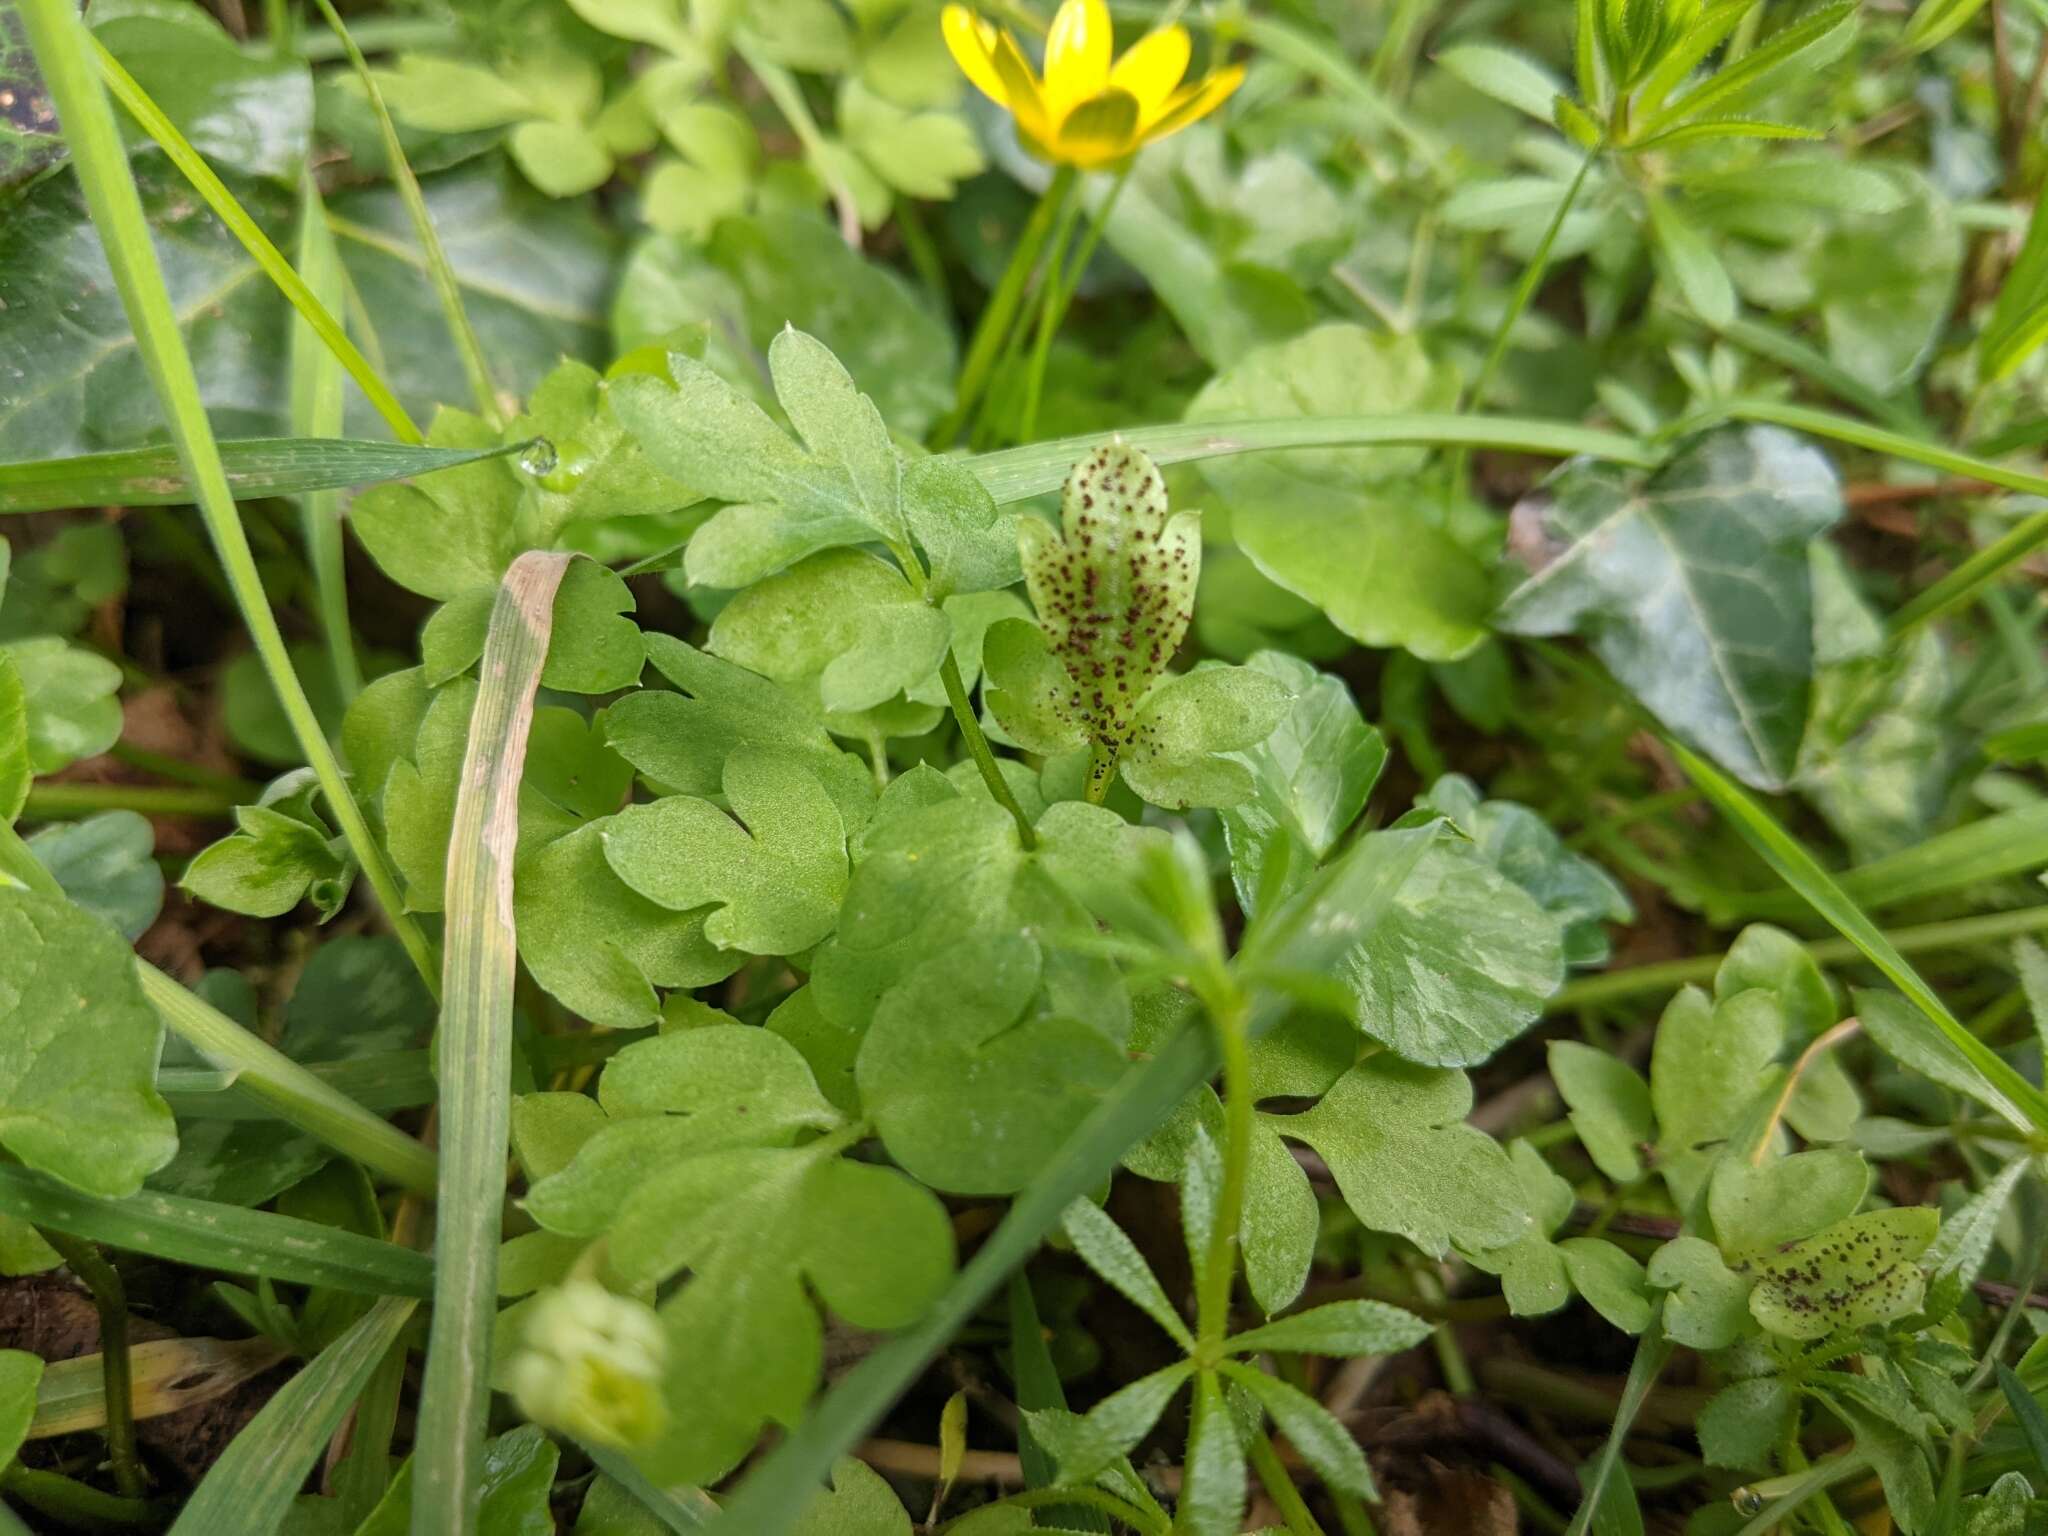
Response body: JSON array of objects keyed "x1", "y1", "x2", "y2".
[{"x1": 942, "y1": 0, "x2": 1243, "y2": 170}]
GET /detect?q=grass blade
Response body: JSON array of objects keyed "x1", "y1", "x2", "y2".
[
  {"x1": 169, "y1": 1296, "x2": 416, "y2": 1536},
  {"x1": 0, "y1": 1164, "x2": 433, "y2": 1295},
  {"x1": 0, "y1": 436, "x2": 527, "y2": 514},
  {"x1": 1674, "y1": 742, "x2": 2048, "y2": 1134},
  {"x1": 310, "y1": 0, "x2": 501, "y2": 423},
  {"x1": 967, "y1": 414, "x2": 1658, "y2": 505},
  {"x1": 1998, "y1": 1362, "x2": 2048, "y2": 1481},
  {"x1": 412, "y1": 551, "x2": 571, "y2": 1536},
  {"x1": 89, "y1": 35, "x2": 421, "y2": 445},
  {"x1": 30, "y1": 1337, "x2": 287, "y2": 1439},
  {"x1": 292, "y1": 176, "x2": 364, "y2": 703},
  {"x1": 19, "y1": 0, "x2": 437, "y2": 991},
  {"x1": 157, "y1": 1048, "x2": 436, "y2": 1122},
  {"x1": 1724, "y1": 398, "x2": 2048, "y2": 632}
]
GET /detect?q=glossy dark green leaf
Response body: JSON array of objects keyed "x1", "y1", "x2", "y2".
[{"x1": 1497, "y1": 426, "x2": 1843, "y2": 790}]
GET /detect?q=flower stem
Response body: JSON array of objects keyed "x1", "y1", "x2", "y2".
[
  {"x1": 929, "y1": 167, "x2": 1078, "y2": 448},
  {"x1": 938, "y1": 652, "x2": 1035, "y2": 850},
  {"x1": 1195, "y1": 984, "x2": 1253, "y2": 1355},
  {"x1": 36, "y1": 1229, "x2": 144, "y2": 1499},
  {"x1": 1015, "y1": 179, "x2": 1089, "y2": 443},
  {"x1": 1018, "y1": 163, "x2": 1133, "y2": 443}
]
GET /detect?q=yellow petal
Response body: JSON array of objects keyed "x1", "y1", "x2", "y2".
[
  {"x1": 1042, "y1": 0, "x2": 1112, "y2": 116},
  {"x1": 1108, "y1": 27, "x2": 1190, "y2": 120},
  {"x1": 941, "y1": 6, "x2": 1010, "y2": 107},
  {"x1": 1139, "y1": 63, "x2": 1244, "y2": 143},
  {"x1": 988, "y1": 29, "x2": 1054, "y2": 144},
  {"x1": 1054, "y1": 87, "x2": 1140, "y2": 169}
]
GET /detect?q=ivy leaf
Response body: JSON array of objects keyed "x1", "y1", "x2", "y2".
[
  {"x1": 605, "y1": 635, "x2": 874, "y2": 829},
  {"x1": 26, "y1": 811, "x2": 162, "y2": 940},
  {"x1": 603, "y1": 749, "x2": 849, "y2": 956},
  {"x1": 514, "y1": 816, "x2": 735, "y2": 1029},
  {"x1": 1265, "y1": 1057, "x2": 1526, "y2": 1258},
  {"x1": 1548, "y1": 1040, "x2": 1653, "y2": 1185},
  {"x1": 708, "y1": 549, "x2": 949, "y2": 718},
  {"x1": 4, "y1": 637, "x2": 121, "y2": 773},
  {"x1": 1185, "y1": 323, "x2": 1485, "y2": 661},
  {"x1": 1646, "y1": 1237, "x2": 1755, "y2": 1351},
  {"x1": 1743, "y1": 1207, "x2": 1938, "y2": 1340},
  {"x1": 1816, "y1": 166, "x2": 1960, "y2": 394},
  {"x1": 858, "y1": 936, "x2": 1127, "y2": 1196},
  {"x1": 1340, "y1": 836, "x2": 1565, "y2": 1068},
  {"x1": 1217, "y1": 650, "x2": 1386, "y2": 914},
  {"x1": 1119, "y1": 665, "x2": 1292, "y2": 812},
  {"x1": 0, "y1": 888, "x2": 176, "y2": 1197},
  {"x1": 1419, "y1": 775, "x2": 1631, "y2": 965},
  {"x1": 350, "y1": 410, "x2": 522, "y2": 601},
  {"x1": 1497, "y1": 426, "x2": 1843, "y2": 791}
]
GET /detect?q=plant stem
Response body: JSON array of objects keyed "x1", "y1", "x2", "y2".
[
  {"x1": 1196, "y1": 985, "x2": 1253, "y2": 1357},
  {"x1": 1461, "y1": 138, "x2": 1604, "y2": 421},
  {"x1": 1250, "y1": 1429, "x2": 1328, "y2": 1536},
  {"x1": 18, "y1": 0, "x2": 439, "y2": 994},
  {"x1": 740, "y1": 44, "x2": 864, "y2": 246},
  {"x1": 0, "y1": 1463, "x2": 166, "y2": 1528},
  {"x1": 21, "y1": 781, "x2": 240, "y2": 820},
  {"x1": 310, "y1": 0, "x2": 499, "y2": 425},
  {"x1": 1549, "y1": 903, "x2": 2048, "y2": 1010},
  {"x1": 1016, "y1": 177, "x2": 1090, "y2": 444},
  {"x1": 36, "y1": 1229, "x2": 144, "y2": 1499},
  {"x1": 929, "y1": 168, "x2": 1078, "y2": 449},
  {"x1": 938, "y1": 652, "x2": 1036, "y2": 850},
  {"x1": 107, "y1": 743, "x2": 258, "y2": 795}
]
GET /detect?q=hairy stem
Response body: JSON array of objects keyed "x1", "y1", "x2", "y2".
[
  {"x1": 1196, "y1": 985, "x2": 1253, "y2": 1356},
  {"x1": 1250, "y1": 1429, "x2": 1328, "y2": 1536}
]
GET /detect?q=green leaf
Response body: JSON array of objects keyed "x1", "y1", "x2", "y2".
[
  {"x1": 423, "y1": 561, "x2": 645, "y2": 695},
  {"x1": 1178, "y1": 1374, "x2": 1246, "y2": 1536},
  {"x1": 1221, "y1": 1363, "x2": 1374, "y2": 1497},
  {"x1": 603, "y1": 748, "x2": 850, "y2": 956},
  {"x1": 515, "y1": 815, "x2": 734, "y2": 1029},
  {"x1": 606, "y1": 634, "x2": 872, "y2": 822},
  {"x1": 1343, "y1": 836, "x2": 1565, "y2": 1067},
  {"x1": 1649, "y1": 986, "x2": 1783, "y2": 1208},
  {"x1": 1716, "y1": 923, "x2": 1837, "y2": 1038},
  {"x1": 1498, "y1": 427, "x2": 1843, "y2": 790},
  {"x1": 512, "y1": 359, "x2": 700, "y2": 530},
  {"x1": 0, "y1": 887, "x2": 175, "y2": 1196},
  {"x1": 1063, "y1": 1195, "x2": 1193, "y2": 1350},
  {"x1": 1549, "y1": 1042, "x2": 1653, "y2": 1185},
  {"x1": 1647, "y1": 194, "x2": 1736, "y2": 327},
  {"x1": 1697, "y1": 1377, "x2": 1795, "y2": 1471},
  {"x1": 1436, "y1": 43, "x2": 1566, "y2": 120},
  {"x1": 1645, "y1": 1236, "x2": 1754, "y2": 1350},
  {"x1": 0, "y1": 651, "x2": 22, "y2": 826},
  {"x1": 1119, "y1": 664, "x2": 1292, "y2": 812},
  {"x1": 1982, "y1": 182, "x2": 2048, "y2": 380},
  {"x1": 1225, "y1": 1299, "x2": 1431, "y2": 1358},
  {"x1": 0, "y1": 436, "x2": 529, "y2": 515},
  {"x1": 791, "y1": 1457, "x2": 913, "y2": 1536},
  {"x1": 2000, "y1": 1364, "x2": 2048, "y2": 1487},
  {"x1": 982, "y1": 617, "x2": 1090, "y2": 757},
  {"x1": 0, "y1": 1348, "x2": 39, "y2": 1467},
  {"x1": 1265, "y1": 1057, "x2": 1525, "y2": 1257},
  {"x1": 352, "y1": 410, "x2": 522, "y2": 601},
  {"x1": 3, "y1": 636, "x2": 120, "y2": 773},
  {"x1": 1744, "y1": 1206, "x2": 1938, "y2": 1339},
  {"x1": 1186, "y1": 324, "x2": 1484, "y2": 661},
  {"x1": 839, "y1": 79, "x2": 983, "y2": 199},
  {"x1": 25, "y1": 809, "x2": 161, "y2": 939},
  {"x1": 1707, "y1": 1147, "x2": 1868, "y2": 1257},
  {"x1": 354, "y1": 1424, "x2": 560, "y2": 1536},
  {"x1": 858, "y1": 936, "x2": 1128, "y2": 1196},
  {"x1": 613, "y1": 212, "x2": 955, "y2": 439},
  {"x1": 708, "y1": 549, "x2": 948, "y2": 718},
  {"x1": 1559, "y1": 1238, "x2": 1654, "y2": 1333},
  {"x1": 1816, "y1": 168, "x2": 1960, "y2": 394},
  {"x1": 900, "y1": 455, "x2": 1021, "y2": 599},
  {"x1": 1216, "y1": 651, "x2": 1384, "y2": 912},
  {"x1": 184, "y1": 789, "x2": 351, "y2": 922}
]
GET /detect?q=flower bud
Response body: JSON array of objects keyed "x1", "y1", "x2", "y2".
[{"x1": 510, "y1": 1280, "x2": 668, "y2": 1449}]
